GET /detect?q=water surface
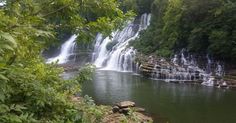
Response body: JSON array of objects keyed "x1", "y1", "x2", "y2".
[{"x1": 81, "y1": 70, "x2": 236, "y2": 123}]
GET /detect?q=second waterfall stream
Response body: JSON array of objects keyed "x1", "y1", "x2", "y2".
[{"x1": 92, "y1": 13, "x2": 151, "y2": 72}]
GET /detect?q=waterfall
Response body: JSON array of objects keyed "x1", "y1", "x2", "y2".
[
  {"x1": 92, "y1": 13, "x2": 151, "y2": 72},
  {"x1": 139, "y1": 50, "x2": 225, "y2": 87},
  {"x1": 206, "y1": 54, "x2": 212, "y2": 75},
  {"x1": 0, "y1": 1, "x2": 6, "y2": 6},
  {"x1": 127, "y1": 47, "x2": 224, "y2": 87},
  {"x1": 47, "y1": 35, "x2": 77, "y2": 64}
]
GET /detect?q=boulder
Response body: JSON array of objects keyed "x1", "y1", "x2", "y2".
[
  {"x1": 116, "y1": 101, "x2": 135, "y2": 108},
  {"x1": 119, "y1": 108, "x2": 130, "y2": 115},
  {"x1": 112, "y1": 106, "x2": 119, "y2": 113}
]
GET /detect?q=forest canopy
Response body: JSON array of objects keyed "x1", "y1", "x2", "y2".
[{"x1": 131, "y1": 0, "x2": 236, "y2": 62}]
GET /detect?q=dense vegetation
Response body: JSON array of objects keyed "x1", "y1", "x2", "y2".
[
  {"x1": 0, "y1": 0, "x2": 133, "y2": 122},
  {"x1": 120, "y1": 0, "x2": 153, "y2": 14},
  {"x1": 131, "y1": 0, "x2": 236, "y2": 62}
]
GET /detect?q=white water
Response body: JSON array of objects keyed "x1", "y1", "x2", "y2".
[
  {"x1": 168, "y1": 52, "x2": 224, "y2": 86},
  {"x1": 92, "y1": 13, "x2": 151, "y2": 72},
  {"x1": 143, "y1": 50, "x2": 225, "y2": 87},
  {"x1": 0, "y1": 1, "x2": 6, "y2": 6},
  {"x1": 202, "y1": 77, "x2": 215, "y2": 86},
  {"x1": 47, "y1": 35, "x2": 77, "y2": 64}
]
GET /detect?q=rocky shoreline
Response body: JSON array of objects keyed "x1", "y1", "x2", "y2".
[
  {"x1": 72, "y1": 97, "x2": 153, "y2": 123},
  {"x1": 103, "y1": 101, "x2": 152, "y2": 123}
]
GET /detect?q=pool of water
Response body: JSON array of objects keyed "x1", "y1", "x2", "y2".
[{"x1": 80, "y1": 70, "x2": 236, "y2": 123}]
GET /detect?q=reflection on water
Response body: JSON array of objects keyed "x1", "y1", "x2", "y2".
[{"x1": 79, "y1": 70, "x2": 236, "y2": 123}]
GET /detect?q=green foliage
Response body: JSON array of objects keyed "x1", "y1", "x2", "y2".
[
  {"x1": 120, "y1": 0, "x2": 138, "y2": 13},
  {"x1": 0, "y1": 60, "x2": 84, "y2": 123},
  {"x1": 120, "y1": 0, "x2": 154, "y2": 14},
  {"x1": 132, "y1": 0, "x2": 236, "y2": 61},
  {"x1": 78, "y1": 95, "x2": 111, "y2": 123},
  {"x1": 0, "y1": 0, "x2": 133, "y2": 122}
]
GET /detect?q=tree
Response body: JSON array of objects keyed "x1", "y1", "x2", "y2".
[
  {"x1": 132, "y1": 0, "x2": 236, "y2": 61},
  {"x1": 0, "y1": 0, "x2": 133, "y2": 122}
]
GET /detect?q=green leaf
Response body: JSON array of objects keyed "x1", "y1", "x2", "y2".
[
  {"x1": 0, "y1": 63, "x2": 5, "y2": 68},
  {"x1": 0, "y1": 104, "x2": 9, "y2": 113},
  {"x1": 35, "y1": 30, "x2": 54, "y2": 37},
  {"x1": 0, "y1": 44, "x2": 14, "y2": 51},
  {"x1": 0, "y1": 32, "x2": 17, "y2": 47},
  {"x1": 0, "y1": 74, "x2": 8, "y2": 81},
  {"x1": 0, "y1": 92, "x2": 5, "y2": 102}
]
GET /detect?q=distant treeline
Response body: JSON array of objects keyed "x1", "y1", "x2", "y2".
[{"x1": 126, "y1": 0, "x2": 236, "y2": 62}]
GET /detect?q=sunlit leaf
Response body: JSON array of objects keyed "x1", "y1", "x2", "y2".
[
  {"x1": 0, "y1": 32, "x2": 17, "y2": 47},
  {"x1": 0, "y1": 74, "x2": 8, "y2": 81}
]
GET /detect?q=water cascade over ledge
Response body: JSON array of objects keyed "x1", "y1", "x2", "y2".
[
  {"x1": 47, "y1": 35, "x2": 77, "y2": 64},
  {"x1": 139, "y1": 50, "x2": 225, "y2": 87},
  {"x1": 92, "y1": 13, "x2": 151, "y2": 72}
]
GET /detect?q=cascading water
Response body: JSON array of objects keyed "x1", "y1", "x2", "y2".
[
  {"x1": 92, "y1": 13, "x2": 151, "y2": 72},
  {"x1": 47, "y1": 35, "x2": 77, "y2": 64},
  {"x1": 0, "y1": 1, "x2": 6, "y2": 6},
  {"x1": 92, "y1": 12, "x2": 224, "y2": 86},
  {"x1": 142, "y1": 50, "x2": 225, "y2": 87}
]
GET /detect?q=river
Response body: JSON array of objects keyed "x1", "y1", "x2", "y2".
[{"x1": 74, "y1": 70, "x2": 236, "y2": 123}]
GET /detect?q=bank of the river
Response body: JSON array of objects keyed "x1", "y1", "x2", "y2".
[{"x1": 71, "y1": 96, "x2": 153, "y2": 123}]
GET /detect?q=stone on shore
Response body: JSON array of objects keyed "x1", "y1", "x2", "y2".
[
  {"x1": 112, "y1": 106, "x2": 120, "y2": 113},
  {"x1": 105, "y1": 101, "x2": 153, "y2": 123},
  {"x1": 116, "y1": 101, "x2": 135, "y2": 108},
  {"x1": 119, "y1": 107, "x2": 130, "y2": 115}
]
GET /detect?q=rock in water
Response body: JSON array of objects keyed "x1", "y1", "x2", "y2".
[{"x1": 116, "y1": 101, "x2": 135, "y2": 108}]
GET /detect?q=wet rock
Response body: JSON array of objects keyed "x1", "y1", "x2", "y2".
[
  {"x1": 116, "y1": 101, "x2": 135, "y2": 108},
  {"x1": 112, "y1": 106, "x2": 119, "y2": 113},
  {"x1": 105, "y1": 101, "x2": 153, "y2": 122},
  {"x1": 134, "y1": 107, "x2": 145, "y2": 113},
  {"x1": 119, "y1": 108, "x2": 130, "y2": 115},
  {"x1": 229, "y1": 85, "x2": 236, "y2": 89}
]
